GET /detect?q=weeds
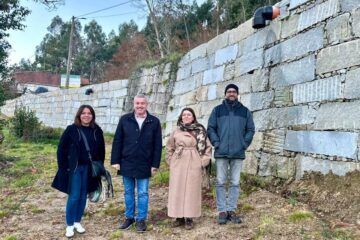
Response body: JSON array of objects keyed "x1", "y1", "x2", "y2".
[
  {"x1": 289, "y1": 210, "x2": 313, "y2": 223},
  {"x1": 109, "y1": 230, "x2": 123, "y2": 239}
]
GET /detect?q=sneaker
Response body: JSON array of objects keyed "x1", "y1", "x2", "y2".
[
  {"x1": 65, "y1": 226, "x2": 74, "y2": 238},
  {"x1": 171, "y1": 218, "x2": 185, "y2": 228},
  {"x1": 136, "y1": 220, "x2": 147, "y2": 232},
  {"x1": 119, "y1": 218, "x2": 135, "y2": 230},
  {"x1": 74, "y1": 222, "x2": 85, "y2": 233},
  {"x1": 185, "y1": 218, "x2": 194, "y2": 230},
  {"x1": 227, "y1": 211, "x2": 242, "y2": 224},
  {"x1": 218, "y1": 211, "x2": 228, "y2": 225}
]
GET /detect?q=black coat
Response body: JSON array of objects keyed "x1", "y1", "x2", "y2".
[
  {"x1": 111, "y1": 112, "x2": 162, "y2": 179},
  {"x1": 51, "y1": 124, "x2": 105, "y2": 194}
]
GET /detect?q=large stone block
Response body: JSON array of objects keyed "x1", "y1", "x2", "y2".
[
  {"x1": 314, "y1": 101, "x2": 360, "y2": 130},
  {"x1": 326, "y1": 13, "x2": 351, "y2": 44},
  {"x1": 340, "y1": 0, "x2": 360, "y2": 12},
  {"x1": 236, "y1": 48, "x2": 264, "y2": 76},
  {"x1": 270, "y1": 55, "x2": 315, "y2": 88},
  {"x1": 242, "y1": 152, "x2": 259, "y2": 175},
  {"x1": 274, "y1": 86, "x2": 292, "y2": 107},
  {"x1": 344, "y1": 67, "x2": 360, "y2": 99},
  {"x1": 281, "y1": 14, "x2": 300, "y2": 39},
  {"x1": 214, "y1": 44, "x2": 238, "y2": 66},
  {"x1": 298, "y1": 0, "x2": 340, "y2": 31},
  {"x1": 240, "y1": 91, "x2": 274, "y2": 111},
  {"x1": 259, "y1": 153, "x2": 295, "y2": 178},
  {"x1": 207, "y1": 85, "x2": 217, "y2": 100},
  {"x1": 207, "y1": 31, "x2": 229, "y2": 55},
  {"x1": 228, "y1": 19, "x2": 254, "y2": 45},
  {"x1": 263, "y1": 129, "x2": 286, "y2": 154},
  {"x1": 173, "y1": 77, "x2": 197, "y2": 95},
  {"x1": 242, "y1": 23, "x2": 281, "y2": 55},
  {"x1": 247, "y1": 132, "x2": 263, "y2": 151},
  {"x1": 176, "y1": 64, "x2": 191, "y2": 81},
  {"x1": 295, "y1": 155, "x2": 360, "y2": 179},
  {"x1": 195, "y1": 86, "x2": 208, "y2": 102},
  {"x1": 353, "y1": 8, "x2": 360, "y2": 37},
  {"x1": 289, "y1": 0, "x2": 312, "y2": 9},
  {"x1": 293, "y1": 75, "x2": 344, "y2": 104},
  {"x1": 265, "y1": 27, "x2": 323, "y2": 66},
  {"x1": 253, "y1": 106, "x2": 317, "y2": 130},
  {"x1": 191, "y1": 57, "x2": 210, "y2": 74},
  {"x1": 317, "y1": 39, "x2": 360, "y2": 74},
  {"x1": 224, "y1": 63, "x2": 235, "y2": 81},
  {"x1": 189, "y1": 43, "x2": 207, "y2": 61},
  {"x1": 285, "y1": 130, "x2": 359, "y2": 159},
  {"x1": 251, "y1": 69, "x2": 269, "y2": 92},
  {"x1": 202, "y1": 66, "x2": 225, "y2": 85},
  {"x1": 179, "y1": 91, "x2": 197, "y2": 106}
]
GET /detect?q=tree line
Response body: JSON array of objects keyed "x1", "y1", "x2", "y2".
[{"x1": 1, "y1": 0, "x2": 277, "y2": 103}]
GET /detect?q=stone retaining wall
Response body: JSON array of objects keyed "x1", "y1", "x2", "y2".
[{"x1": 2, "y1": 0, "x2": 360, "y2": 179}]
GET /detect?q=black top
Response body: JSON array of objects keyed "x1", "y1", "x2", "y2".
[{"x1": 78, "y1": 125, "x2": 96, "y2": 165}]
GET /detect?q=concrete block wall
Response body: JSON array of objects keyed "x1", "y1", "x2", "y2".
[{"x1": 2, "y1": 0, "x2": 360, "y2": 179}]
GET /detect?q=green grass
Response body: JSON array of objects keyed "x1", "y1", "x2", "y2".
[
  {"x1": 289, "y1": 210, "x2": 313, "y2": 223},
  {"x1": 3, "y1": 236, "x2": 17, "y2": 240},
  {"x1": 109, "y1": 230, "x2": 123, "y2": 239}
]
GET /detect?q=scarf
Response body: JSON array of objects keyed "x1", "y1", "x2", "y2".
[{"x1": 179, "y1": 122, "x2": 207, "y2": 155}]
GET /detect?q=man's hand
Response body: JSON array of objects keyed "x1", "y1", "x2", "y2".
[
  {"x1": 151, "y1": 167, "x2": 158, "y2": 176},
  {"x1": 112, "y1": 164, "x2": 120, "y2": 170}
]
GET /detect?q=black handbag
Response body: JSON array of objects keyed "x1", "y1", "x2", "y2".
[{"x1": 79, "y1": 129, "x2": 105, "y2": 178}]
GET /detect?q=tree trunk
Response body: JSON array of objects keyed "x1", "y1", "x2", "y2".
[{"x1": 145, "y1": 0, "x2": 165, "y2": 58}]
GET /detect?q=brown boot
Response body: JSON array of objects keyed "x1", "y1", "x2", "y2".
[
  {"x1": 171, "y1": 218, "x2": 185, "y2": 227},
  {"x1": 185, "y1": 218, "x2": 194, "y2": 230}
]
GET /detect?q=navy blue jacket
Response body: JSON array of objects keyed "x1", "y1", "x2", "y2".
[
  {"x1": 51, "y1": 124, "x2": 105, "y2": 194},
  {"x1": 111, "y1": 112, "x2": 162, "y2": 179},
  {"x1": 207, "y1": 100, "x2": 255, "y2": 159}
]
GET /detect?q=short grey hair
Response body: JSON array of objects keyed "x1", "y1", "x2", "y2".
[{"x1": 134, "y1": 94, "x2": 148, "y2": 102}]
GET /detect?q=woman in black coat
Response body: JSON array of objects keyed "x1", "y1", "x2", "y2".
[{"x1": 52, "y1": 105, "x2": 105, "y2": 238}]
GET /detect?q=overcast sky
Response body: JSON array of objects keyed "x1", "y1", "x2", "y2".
[{"x1": 7, "y1": 0, "x2": 206, "y2": 65}]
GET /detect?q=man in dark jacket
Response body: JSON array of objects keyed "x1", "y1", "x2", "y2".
[
  {"x1": 111, "y1": 94, "x2": 162, "y2": 232},
  {"x1": 207, "y1": 84, "x2": 255, "y2": 225}
]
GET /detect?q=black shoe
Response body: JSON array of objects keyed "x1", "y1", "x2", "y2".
[
  {"x1": 119, "y1": 218, "x2": 134, "y2": 230},
  {"x1": 171, "y1": 218, "x2": 185, "y2": 228},
  {"x1": 218, "y1": 212, "x2": 228, "y2": 225},
  {"x1": 136, "y1": 220, "x2": 147, "y2": 232},
  {"x1": 185, "y1": 218, "x2": 194, "y2": 230},
  {"x1": 227, "y1": 211, "x2": 242, "y2": 224}
]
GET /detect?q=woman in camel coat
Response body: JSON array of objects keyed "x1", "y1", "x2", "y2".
[{"x1": 166, "y1": 107, "x2": 212, "y2": 230}]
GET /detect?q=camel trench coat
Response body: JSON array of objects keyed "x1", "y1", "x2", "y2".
[{"x1": 166, "y1": 128, "x2": 212, "y2": 218}]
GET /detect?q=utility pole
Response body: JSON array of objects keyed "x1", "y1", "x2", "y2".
[{"x1": 65, "y1": 16, "x2": 75, "y2": 88}]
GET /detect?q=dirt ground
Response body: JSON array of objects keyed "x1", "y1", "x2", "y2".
[{"x1": 1, "y1": 141, "x2": 359, "y2": 239}]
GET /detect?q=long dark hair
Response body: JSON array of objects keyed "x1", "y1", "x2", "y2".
[
  {"x1": 74, "y1": 105, "x2": 96, "y2": 127},
  {"x1": 177, "y1": 107, "x2": 198, "y2": 126}
]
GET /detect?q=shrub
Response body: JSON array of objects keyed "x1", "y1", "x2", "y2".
[{"x1": 11, "y1": 106, "x2": 40, "y2": 141}]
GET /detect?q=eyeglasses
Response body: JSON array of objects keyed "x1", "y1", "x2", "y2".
[{"x1": 226, "y1": 90, "x2": 237, "y2": 94}]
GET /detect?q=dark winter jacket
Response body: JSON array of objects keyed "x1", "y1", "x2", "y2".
[
  {"x1": 51, "y1": 124, "x2": 105, "y2": 194},
  {"x1": 111, "y1": 112, "x2": 162, "y2": 179},
  {"x1": 207, "y1": 100, "x2": 255, "y2": 159}
]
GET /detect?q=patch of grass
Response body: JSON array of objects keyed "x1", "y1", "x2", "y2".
[
  {"x1": 104, "y1": 203, "x2": 123, "y2": 216},
  {"x1": 0, "y1": 209, "x2": 10, "y2": 218},
  {"x1": 109, "y1": 230, "x2": 123, "y2": 239},
  {"x1": 240, "y1": 203, "x2": 255, "y2": 212},
  {"x1": 29, "y1": 205, "x2": 45, "y2": 214},
  {"x1": 255, "y1": 215, "x2": 275, "y2": 240},
  {"x1": 321, "y1": 224, "x2": 355, "y2": 240},
  {"x1": 152, "y1": 170, "x2": 169, "y2": 186},
  {"x1": 3, "y1": 236, "x2": 17, "y2": 240},
  {"x1": 289, "y1": 210, "x2": 313, "y2": 223},
  {"x1": 288, "y1": 196, "x2": 298, "y2": 206},
  {"x1": 12, "y1": 174, "x2": 37, "y2": 188},
  {"x1": 241, "y1": 173, "x2": 269, "y2": 196}
]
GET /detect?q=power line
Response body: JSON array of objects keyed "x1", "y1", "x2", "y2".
[
  {"x1": 76, "y1": 0, "x2": 134, "y2": 18},
  {"x1": 85, "y1": 11, "x2": 138, "y2": 19}
]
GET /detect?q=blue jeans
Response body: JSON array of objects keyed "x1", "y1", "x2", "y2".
[
  {"x1": 215, "y1": 158, "x2": 243, "y2": 212},
  {"x1": 122, "y1": 176, "x2": 149, "y2": 221},
  {"x1": 66, "y1": 165, "x2": 88, "y2": 226}
]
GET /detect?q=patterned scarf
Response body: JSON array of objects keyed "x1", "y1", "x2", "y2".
[{"x1": 179, "y1": 122, "x2": 207, "y2": 155}]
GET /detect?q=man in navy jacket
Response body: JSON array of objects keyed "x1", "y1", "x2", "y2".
[
  {"x1": 207, "y1": 84, "x2": 255, "y2": 225},
  {"x1": 111, "y1": 94, "x2": 162, "y2": 232}
]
